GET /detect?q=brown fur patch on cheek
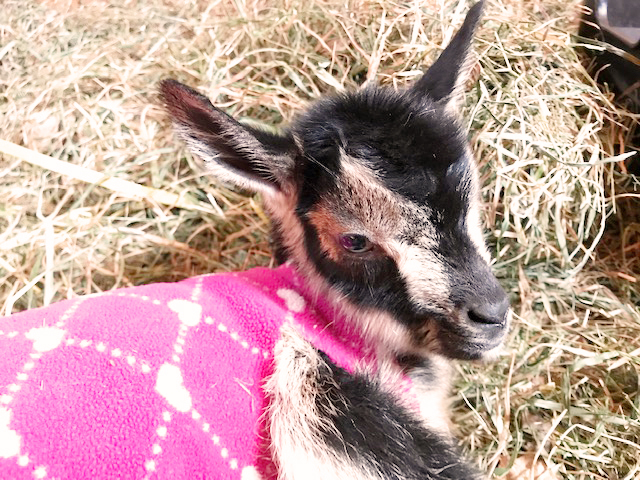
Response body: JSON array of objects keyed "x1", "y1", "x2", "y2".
[
  {"x1": 307, "y1": 206, "x2": 348, "y2": 262},
  {"x1": 412, "y1": 320, "x2": 440, "y2": 350}
]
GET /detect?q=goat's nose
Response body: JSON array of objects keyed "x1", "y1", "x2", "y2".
[{"x1": 466, "y1": 295, "x2": 510, "y2": 326}]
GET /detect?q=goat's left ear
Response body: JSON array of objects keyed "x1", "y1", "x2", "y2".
[
  {"x1": 160, "y1": 79, "x2": 297, "y2": 196},
  {"x1": 413, "y1": 1, "x2": 484, "y2": 112}
]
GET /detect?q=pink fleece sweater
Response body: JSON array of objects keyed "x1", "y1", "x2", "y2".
[{"x1": 0, "y1": 265, "x2": 376, "y2": 480}]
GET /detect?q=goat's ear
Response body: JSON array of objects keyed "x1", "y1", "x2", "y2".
[
  {"x1": 160, "y1": 79, "x2": 297, "y2": 196},
  {"x1": 413, "y1": 1, "x2": 483, "y2": 112}
]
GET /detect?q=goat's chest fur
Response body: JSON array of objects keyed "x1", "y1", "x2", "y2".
[{"x1": 0, "y1": 265, "x2": 472, "y2": 480}]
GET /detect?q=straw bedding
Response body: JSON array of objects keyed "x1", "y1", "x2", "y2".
[{"x1": 1, "y1": 0, "x2": 638, "y2": 477}]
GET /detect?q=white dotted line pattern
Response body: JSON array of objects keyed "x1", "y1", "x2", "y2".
[
  {"x1": 191, "y1": 277, "x2": 204, "y2": 303},
  {"x1": 1, "y1": 292, "x2": 164, "y2": 477},
  {"x1": 64, "y1": 336, "x2": 153, "y2": 374},
  {"x1": 142, "y1": 303, "x2": 193, "y2": 477},
  {"x1": 3, "y1": 336, "x2": 156, "y2": 476},
  {"x1": 1, "y1": 299, "x2": 88, "y2": 476},
  {"x1": 187, "y1": 408, "x2": 241, "y2": 472},
  {"x1": 143, "y1": 410, "x2": 172, "y2": 478},
  {"x1": 115, "y1": 291, "x2": 162, "y2": 306},
  {"x1": 0, "y1": 352, "x2": 42, "y2": 407},
  {"x1": 2, "y1": 276, "x2": 278, "y2": 478},
  {"x1": 238, "y1": 276, "x2": 272, "y2": 295},
  {"x1": 206, "y1": 318, "x2": 270, "y2": 359},
  {"x1": 54, "y1": 298, "x2": 86, "y2": 329}
]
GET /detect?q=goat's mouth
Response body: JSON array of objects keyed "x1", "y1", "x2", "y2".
[
  {"x1": 411, "y1": 310, "x2": 509, "y2": 361},
  {"x1": 439, "y1": 325, "x2": 508, "y2": 360}
]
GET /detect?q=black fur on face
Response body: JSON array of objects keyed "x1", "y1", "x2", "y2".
[{"x1": 282, "y1": 87, "x2": 508, "y2": 360}]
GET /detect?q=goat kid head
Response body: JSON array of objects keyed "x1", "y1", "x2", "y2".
[{"x1": 161, "y1": 1, "x2": 509, "y2": 362}]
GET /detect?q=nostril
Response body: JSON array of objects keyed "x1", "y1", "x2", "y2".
[
  {"x1": 467, "y1": 297, "x2": 509, "y2": 326},
  {"x1": 467, "y1": 309, "x2": 495, "y2": 325}
]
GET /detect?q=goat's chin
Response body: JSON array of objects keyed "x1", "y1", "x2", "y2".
[
  {"x1": 433, "y1": 339, "x2": 506, "y2": 362},
  {"x1": 474, "y1": 342, "x2": 507, "y2": 363},
  {"x1": 433, "y1": 317, "x2": 510, "y2": 362},
  {"x1": 472, "y1": 312, "x2": 512, "y2": 362}
]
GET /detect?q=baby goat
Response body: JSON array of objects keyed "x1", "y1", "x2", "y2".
[
  {"x1": 161, "y1": 1, "x2": 508, "y2": 478},
  {"x1": 0, "y1": 2, "x2": 508, "y2": 479}
]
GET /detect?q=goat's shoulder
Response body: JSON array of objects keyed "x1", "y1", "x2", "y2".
[{"x1": 267, "y1": 326, "x2": 484, "y2": 480}]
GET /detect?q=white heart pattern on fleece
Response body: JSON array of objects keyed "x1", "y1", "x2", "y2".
[{"x1": 0, "y1": 264, "x2": 379, "y2": 479}]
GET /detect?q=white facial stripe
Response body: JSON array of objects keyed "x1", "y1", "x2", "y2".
[
  {"x1": 335, "y1": 158, "x2": 403, "y2": 237},
  {"x1": 339, "y1": 153, "x2": 381, "y2": 181},
  {"x1": 466, "y1": 201, "x2": 490, "y2": 263},
  {"x1": 464, "y1": 159, "x2": 491, "y2": 263},
  {"x1": 387, "y1": 239, "x2": 450, "y2": 311}
]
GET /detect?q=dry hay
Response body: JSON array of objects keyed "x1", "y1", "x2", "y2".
[{"x1": 1, "y1": 0, "x2": 639, "y2": 478}]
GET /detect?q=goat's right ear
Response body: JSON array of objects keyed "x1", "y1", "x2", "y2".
[
  {"x1": 412, "y1": 1, "x2": 484, "y2": 113},
  {"x1": 160, "y1": 79, "x2": 297, "y2": 196}
]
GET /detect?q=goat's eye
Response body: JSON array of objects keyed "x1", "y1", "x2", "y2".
[{"x1": 338, "y1": 233, "x2": 373, "y2": 254}]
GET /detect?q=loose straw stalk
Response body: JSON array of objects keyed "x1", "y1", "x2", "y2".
[{"x1": 0, "y1": 139, "x2": 213, "y2": 214}]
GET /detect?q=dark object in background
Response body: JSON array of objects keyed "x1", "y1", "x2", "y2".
[
  {"x1": 579, "y1": 0, "x2": 640, "y2": 111},
  {"x1": 579, "y1": 0, "x2": 640, "y2": 173}
]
